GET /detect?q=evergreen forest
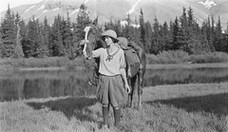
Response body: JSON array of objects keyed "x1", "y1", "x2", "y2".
[{"x1": 1, "y1": 4, "x2": 228, "y2": 60}]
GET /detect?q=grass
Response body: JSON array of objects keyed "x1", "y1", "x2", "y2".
[
  {"x1": 146, "y1": 62, "x2": 228, "y2": 69},
  {"x1": 0, "y1": 57, "x2": 86, "y2": 72},
  {"x1": 1, "y1": 56, "x2": 228, "y2": 73},
  {"x1": 0, "y1": 55, "x2": 228, "y2": 131},
  {"x1": 1, "y1": 83, "x2": 228, "y2": 132},
  {"x1": 147, "y1": 50, "x2": 228, "y2": 64}
]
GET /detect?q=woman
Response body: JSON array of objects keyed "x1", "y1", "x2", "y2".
[{"x1": 84, "y1": 29, "x2": 130, "y2": 128}]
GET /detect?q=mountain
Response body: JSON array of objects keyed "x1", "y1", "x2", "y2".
[{"x1": 0, "y1": 0, "x2": 228, "y2": 29}]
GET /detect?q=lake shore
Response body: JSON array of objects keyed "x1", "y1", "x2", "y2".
[
  {"x1": 1, "y1": 56, "x2": 228, "y2": 72},
  {"x1": 147, "y1": 62, "x2": 228, "y2": 69},
  {"x1": 1, "y1": 83, "x2": 227, "y2": 132},
  {"x1": 1, "y1": 62, "x2": 228, "y2": 73}
]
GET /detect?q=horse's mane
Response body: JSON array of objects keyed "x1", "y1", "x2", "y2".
[{"x1": 86, "y1": 24, "x2": 106, "y2": 49}]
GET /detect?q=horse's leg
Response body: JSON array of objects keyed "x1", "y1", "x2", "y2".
[
  {"x1": 137, "y1": 70, "x2": 143, "y2": 109},
  {"x1": 128, "y1": 76, "x2": 137, "y2": 108},
  {"x1": 127, "y1": 78, "x2": 132, "y2": 107}
]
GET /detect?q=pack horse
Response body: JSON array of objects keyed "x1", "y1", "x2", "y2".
[{"x1": 80, "y1": 25, "x2": 146, "y2": 109}]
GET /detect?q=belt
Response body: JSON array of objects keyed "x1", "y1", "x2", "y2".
[{"x1": 100, "y1": 74, "x2": 121, "y2": 77}]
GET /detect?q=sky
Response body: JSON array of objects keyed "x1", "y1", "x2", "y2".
[{"x1": 0, "y1": 0, "x2": 43, "y2": 12}]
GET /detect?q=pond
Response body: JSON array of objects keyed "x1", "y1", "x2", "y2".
[
  {"x1": 144, "y1": 67, "x2": 228, "y2": 86},
  {"x1": 1, "y1": 67, "x2": 228, "y2": 102}
]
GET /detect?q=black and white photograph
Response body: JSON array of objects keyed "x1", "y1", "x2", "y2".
[{"x1": 0, "y1": 0, "x2": 228, "y2": 131}]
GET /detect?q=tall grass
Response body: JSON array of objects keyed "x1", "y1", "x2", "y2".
[
  {"x1": 0, "y1": 57, "x2": 70, "y2": 68},
  {"x1": 189, "y1": 52, "x2": 228, "y2": 63},
  {"x1": 0, "y1": 56, "x2": 87, "y2": 71},
  {"x1": 1, "y1": 83, "x2": 228, "y2": 132}
]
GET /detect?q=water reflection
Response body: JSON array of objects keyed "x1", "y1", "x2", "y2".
[
  {"x1": 0, "y1": 70, "x2": 96, "y2": 102},
  {"x1": 1, "y1": 67, "x2": 228, "y2": 101},
  {"x1": 145, "y1": 68, "x2": 228, "y2": 86}
]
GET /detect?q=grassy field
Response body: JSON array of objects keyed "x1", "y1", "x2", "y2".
[{"x1": 1, "y1": 83, "x2": 228, "y2": 132}]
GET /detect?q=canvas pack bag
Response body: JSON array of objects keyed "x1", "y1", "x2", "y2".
[{"x1": 124, "y1": 47, "x2": 140, "y2": 77}]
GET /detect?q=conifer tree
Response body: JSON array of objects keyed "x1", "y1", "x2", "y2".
[
  {"x1": 36, "y1": 21, "x2": 49, "y2": 58},
  {"x1": 42, "y1": 17, "x2": 50, "y2": 56},
  {"x1": 51, "y1": 15, "x2": 64, "y2": 56},
  {"x1": 171, "y1": 17, "x2": 180, "y2": 50},
  {"x1": 121, "y1": 14, "x2": 137, "y2": 42},
  {"x1": 14, "y1": 19, "x2": 24, "y2": 58},
  {"x1": 187, "y1": 7, "x2": 194, "y2": 27},
  {"x1": 73, "y1": 4, "x2": 91, "y2": 43},
  {"x1": 178, "y1": 7, "x2": 189, "y2": 52},
  {"x1": 121, "y1": 14, "x2": 132, "y2": 38},
  {"x1": 205, "y1": 16, "x2": 215, "y2": 51},
  {"x1": 151, "y1": 16, "x2": 161, "y2": 54},
  {"x1": 62, "y1": 12, "x2": 73, "y2": 57},
  {"x1": 0, "y1": 27, "x2": 3, "y2": 58},
  {"x1": 139, "y1": 8, "x2": 146, "y2": 48},
  {"x1": 24, "y1": 16, "x2": 38, "y2": 57},
  {"x1": 132, "y1": 18, "x2": 141, "y2": 45},
  {"x1": 144, "y1": 21, "x2": 152, "y2": 53},
  {"x1": 0, "y1": 5, "x2": 17, "y2": 57},
  {"x1": 161, "y1": 22, "x2": 172, "y2": 50},
  {"x1": 214, "y1": 16, "x2": 224, "y2": 51}
]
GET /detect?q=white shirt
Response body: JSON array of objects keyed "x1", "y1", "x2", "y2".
[{"x1": 92, "y1": 47, "x2": 126, "y2": 76}]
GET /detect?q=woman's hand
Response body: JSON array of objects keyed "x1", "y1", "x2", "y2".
[
  {"x1": 125, "y1": 83, "x2": 131, "y2": 94},
  {"x1": 79, "y1": 39, "x2": 89, "y2": 46},
  {"x1": 80, "y1": 40, "x2": 91, "y2": 59}
]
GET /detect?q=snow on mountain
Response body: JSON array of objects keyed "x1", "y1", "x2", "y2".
[
  {"x1": 198, "y1": 0, "x2": 216, "y2": 9},
  {"x1": 127, "y1": 0, "x2": 143, "y2": 14},
  {"x1": 0, "y1": 0, "x2": 227, "y2": 29}
]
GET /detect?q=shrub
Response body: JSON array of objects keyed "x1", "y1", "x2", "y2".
[
  {"x1": 189, "y1": 52, "x2": 228, "y2": 63},
  {"x1": 147, "y1": 50, "x2": 189, "y2": 64},
  {"x1": 0, "y1": 57, "x2": 70, "y2": 68},
  {"x1": 146, "y1": 54, "x2": 159, "y2": 64},
  {"x1": 147, "y1": 51, "x2": 228, "y2": 64}
]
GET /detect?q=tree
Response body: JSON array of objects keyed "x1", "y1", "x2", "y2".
[
  {"x1": 42, "y1": 17, "x2": 50, "y2": 57},
  {"x1": 36, "y1": 21, "x2": 49, "y2": 58},
  {"x1": 171, "y1": 17, "x2": 180, "y2": 50},
  {"x1": 62, "y1": 12, "x2": 73, "y2": 57},
  {"x1": 144, "y1": 21, "x2": 153, "y2": 53},
  {"x1": 51, "y1": 15, "x2": 64, "y2": 56},
  {"x1": 0, "y1": 5, "x2": 17, "y2": 57},
  {"x1": 139, "y1": 8, "x2": 146, "y2": 48},
  {"x1": 151, "y1": 16, "x2": 161, "y2": 54},
  {"x1": 73, "y1": 4, "x2": 91, "y2": 43},
  {"x1": 14, "y1": 18, "x2": 24, "y2": 58},
  {"x1": 24, "y1": 17, "x2": 38, "y2": 57},
  {"x1": 160, "y1": 22, "x2": 172, "y2": 51},
  {"x1": 121, "y1": 14, "x2": 132, "y2": 38},
  {"x1": 178, "y1": 7, "x2": 189, "y2": 52},
  {"x1": 214, "y1": 16, "x2": 225, "y2": 51}
]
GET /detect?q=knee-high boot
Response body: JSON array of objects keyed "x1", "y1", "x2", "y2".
[
  {"x1": 113, "y1": 108, "x2": 121, "y2": 127},
  {"x1": 102, "y1": 106, "x2": 109, "y2": 126}
]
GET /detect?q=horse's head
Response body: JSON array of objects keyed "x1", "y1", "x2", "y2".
[
  {"x1": 80, "y1": 24, "x2": 105, "y2": 59},
  {"x1": 79, "y1": 24, "x2": 105, "y2": 86}
]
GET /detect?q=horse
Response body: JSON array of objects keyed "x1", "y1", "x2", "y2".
[{"x1": 79, "y1": 24, "x2": 146, "y2": 109}]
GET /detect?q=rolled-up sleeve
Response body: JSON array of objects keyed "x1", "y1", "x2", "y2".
[{"x1": 92, "y1": 48, "x2": 103, "y2": 58}]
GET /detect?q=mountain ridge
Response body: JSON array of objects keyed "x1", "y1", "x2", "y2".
[{"x1": 0, "y1": 0, "x2": 227, "y2": 29}]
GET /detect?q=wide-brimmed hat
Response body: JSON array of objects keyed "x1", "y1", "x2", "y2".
[
  {"x1": 117, "y1": 37, "x2": 129, "y2": 49},
  {"x1": 101, "y1": 30, "x2": 119, "y2": 43}
]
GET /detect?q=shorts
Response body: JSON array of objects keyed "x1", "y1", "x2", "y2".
[{"x1": 96, "y1": 74, "x2": 127, "y2": 107}]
